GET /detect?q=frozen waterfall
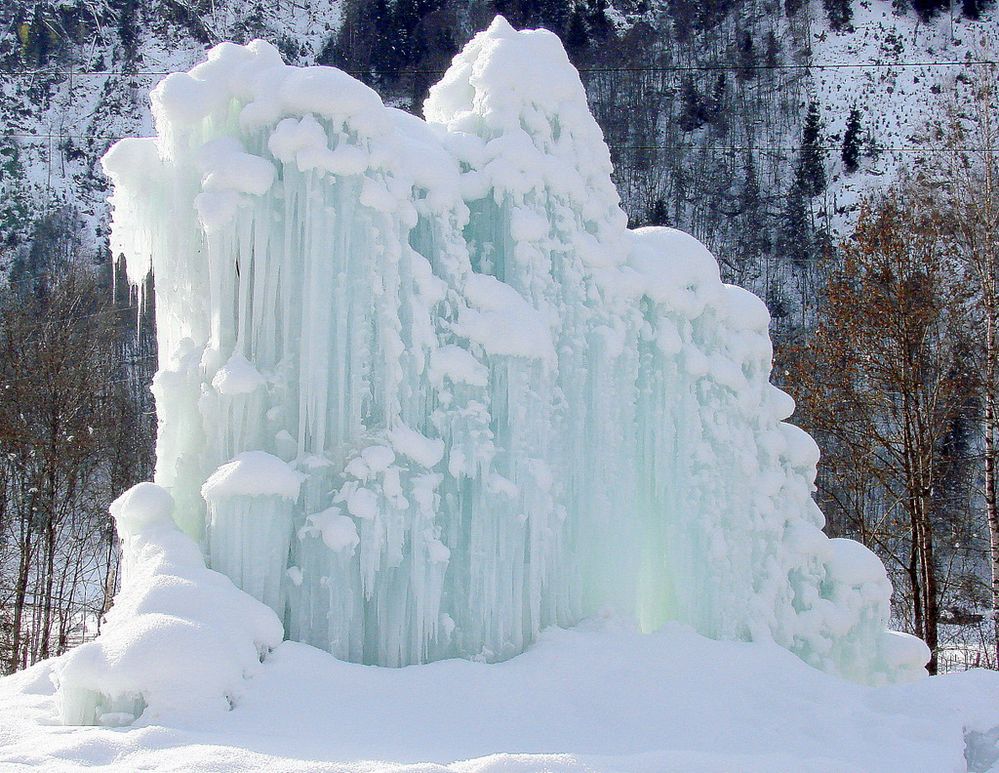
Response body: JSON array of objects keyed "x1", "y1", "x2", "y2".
[{"x1": 56, "y1": 16, "x2": 930, "y2": 726}]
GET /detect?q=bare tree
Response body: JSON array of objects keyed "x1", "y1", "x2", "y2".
[
  {"x1": 788, "y1": 186, "x2": 974, "y2": 673},
  {"x1": 0, "y1": 257, "x2": 154, "y2": 672}
]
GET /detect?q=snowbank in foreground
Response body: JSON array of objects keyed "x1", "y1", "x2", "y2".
[{"x1": 2, "y1": 622, "x2": 997, "y2": 773}]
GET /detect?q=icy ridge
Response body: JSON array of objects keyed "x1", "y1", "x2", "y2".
[{"x1": 72, "y1": 17, "x2": 928, "y2": 724}]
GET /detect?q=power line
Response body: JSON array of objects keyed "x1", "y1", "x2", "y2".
[
  {"x1": 616, "y1": 145, "x2": 999, "y2": 153},
  {"x1": 4, "y1": 131, "x2": 998, "y2": 154},
  {"x1": 4, "y1": 58, "x2": 997, "y2": 78},
  {"x1": 581, "y1": 59, "x2": 999, "y2": 73}
]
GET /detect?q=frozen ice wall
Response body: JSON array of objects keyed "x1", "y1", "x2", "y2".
[{"x1": 97, "y1": 17, "x2": 928, "y2": 687}]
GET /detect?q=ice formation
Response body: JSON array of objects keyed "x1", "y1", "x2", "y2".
[{"x1": 58, "y1": 17, "x2": 930, "y2": 723}]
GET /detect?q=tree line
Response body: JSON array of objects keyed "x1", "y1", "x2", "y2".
[{"x1": 0, "y1": 210, "x2": 155, "y2": 673}]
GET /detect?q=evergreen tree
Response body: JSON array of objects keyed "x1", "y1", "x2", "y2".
[
  {"x1": 797, "y1": 100, "x2": 827, "y2": 197},
  {"x1": 736, "y1": 29, "x2": 756, "y2": 80},
  {"x1": 863, "y1": 125, "x2": 881, "y2": 161},
  {"x1": 732, "y1": 151, "x2": 769, "y2": 283},
  {"x1": 707, "y1": 73, "x2": 727, "y2": 128},
  {"x1": 911, "y1": 0, "x2": 948, "y2": 20},
  {"x1": 668, "y1": 0, "x2": 697, "y2": 41},
  {"x1": 23, "y1": 6, "x2": 52, "y2": 66},
  {"x1": 645, "y1": 197, "x2": 669, "y2": 226},
  {"x1": 779, "y1": 179, "x2": 814, "y2": 267},
  {"x1": 841, "y1": 106, "x2": 862, "y2": 174},
  {"x1": 564, "y1": 5, "x2": 589, "y2": 53},
  {"x1": 822, "y1": 0, "x2": 853, "y2": 31},
  {"x1": 784, "y1": 0, "x2": 805, "y2": 17},
  {"x1": 696, "y1": 0, "x2": 731, "y2": 30},
  {"x1": 538, "y1": 0, "x2": 571, "y2": 33},
  {"x1": 115, "y1": 0, "x2": 139, "y2": 60},
  {"x1": 741, "y1": 151, "x2": 761, "y2": 215},
  {"x1": 961, "y1": 0, "x2": 984, "y2": 18},
  {"x1": 370, "y1": 0, "x2": 400, "y2": 77},
  {"x1": 740, "y1": 152, "x2": 770, "y2": 256},
  {"x1": 394, "y1": 0, "x2": 424, "y2": 68},
  {"x1": 585, "y1": 0, "x2": 613, "y2": 40},
  {"x1": 678, "y1": 77, "x2": 705, "y2": 131},
  {"x1": 493, "y1": 0, "x2": 553, "y2": 27},
  {"x1": 491, "y1": 0, "x2": 524, "y2": 26},
  {"x1": 765, "y1": 30, "x2": 780, "y2": 68}
]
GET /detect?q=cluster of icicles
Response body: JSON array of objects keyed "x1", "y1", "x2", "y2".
[{"x1": 85, "y1": 18, "x2": 927, "y2": 703}]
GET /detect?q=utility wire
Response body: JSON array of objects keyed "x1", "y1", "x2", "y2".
[
  {"x1": 580, "y1": 59, "x2": 999, "y2": 72},
  {"x1": 4, "y1": 59, "x2": 998, "y2": 78},
  {"x1": 3, "y1": 132, "x2": 997, "y2": 154}
]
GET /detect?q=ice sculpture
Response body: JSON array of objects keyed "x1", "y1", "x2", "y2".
[{"x1": 56, "y1": 17, "x2": 930, "y2": 724}]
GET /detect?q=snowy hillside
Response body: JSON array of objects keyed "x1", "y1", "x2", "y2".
[
  {"x1": 3, "y1": 1, "x2": 996, "y2": 264},
  {"x1": 810, "y1": 0, "x2": 999, "y2": 237},
  {"x1": 0, "y1": 0, "x2": 345, "y2": 255}
]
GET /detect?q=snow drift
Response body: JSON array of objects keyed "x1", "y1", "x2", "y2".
[{"x1": 60, "y1": 17, "x2": 929, "y2": 723}]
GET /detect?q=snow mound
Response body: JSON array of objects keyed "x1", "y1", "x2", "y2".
[
  {"x1": 55, "y1": 484, "x2": 283, "y2": 726},
  {"x1": 201, "y1": 451, "x2": 305, "y2": 501}
]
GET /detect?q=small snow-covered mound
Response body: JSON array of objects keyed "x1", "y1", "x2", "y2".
[
  {"x1": 54, "y1": 483, "x2": 283, "y2": 727},
  {"x1": 3, "y1": 622, "x2": 997, "y2": 772}
]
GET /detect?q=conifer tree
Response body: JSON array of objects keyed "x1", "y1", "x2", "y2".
[
  {"x1": 116, "y1": 0, "x2": 139, "y2": 60},
  {"x1": 706, "y1": 74, "x2": 728, "y2": 132},
  {"x1": 842, "y1": 106, "x2": 862, "y2": 174},
  {"x1": 394, "y1": 0, "x2": 423, "y2": 69},
  {"x1": 797, "y1": 100, "x2": 827, "y2": 197},
  {"x1": 645, "y1": 197, "x2": 669, "y2": 226},
  {"x1": 961, "y1": 0, "x2": 983, "y2": 18},
  {"x1": 911, "y1": 0, "x2": 949, "y2": 20},
  {"x1": 23, "y1": 6, "x2": 51, "y2": 66},
  {"x1": 784, "y1": 0, "x2": 805, "y2": 17},
  {"x1": 538, "y1": 0, "x2": 571, "y2": 33},
  {"x1": 741, "y1": 152, "x2": 770, "y2": 262},
  {"x1": 765, "y1": 30, "x2": 780, "y2": 68},
  {"x1": 368, "y1": 0, "x2": 398, "y2": 77},
  {"x1": 779, "y1": 179, "x2": 814, "y2": 266},
  {"x1": 822, "y1": 0, "x2": 853, "y2": 30},
  {"x1": 564, "y1": 5, "x2": 589, "y2": 54},
  {"x1": 678, "y1": 77, "x2": 705, "y2": 131},
  {"x1": 736, "y1": 29, "x2": 756, "y2": 80},
  {"x1": 491, "y1": 0, "x2": 523, "y2": 26},
  {"x1": 585, "y1": 0, "x2": 613, "y2": 40}
]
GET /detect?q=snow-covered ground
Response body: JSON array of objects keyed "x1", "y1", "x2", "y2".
[{"x1": 1, "y1": 621, "x2": 997, "y2": 772}]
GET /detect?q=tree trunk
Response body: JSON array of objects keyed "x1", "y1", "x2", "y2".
[
  {"x1": 917, "y1": 493, "x2": 939, "y2": 674},
  {"x1": 8, "y1": 525, "x2": 32, "y2": 675},
  {"x1": 984, "y1": 312, "x2": 999, "y2": 670},
  {"x1": 908, "y1": 534, "x2": 923, "y2": 641},
  {"x1": 38, "y1": 466, "x2": 58, "y2": 661}
]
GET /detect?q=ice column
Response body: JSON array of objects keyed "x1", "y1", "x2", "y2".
[{"x1": 99, "y1": 19, "x2": 929, "y2": 683}]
